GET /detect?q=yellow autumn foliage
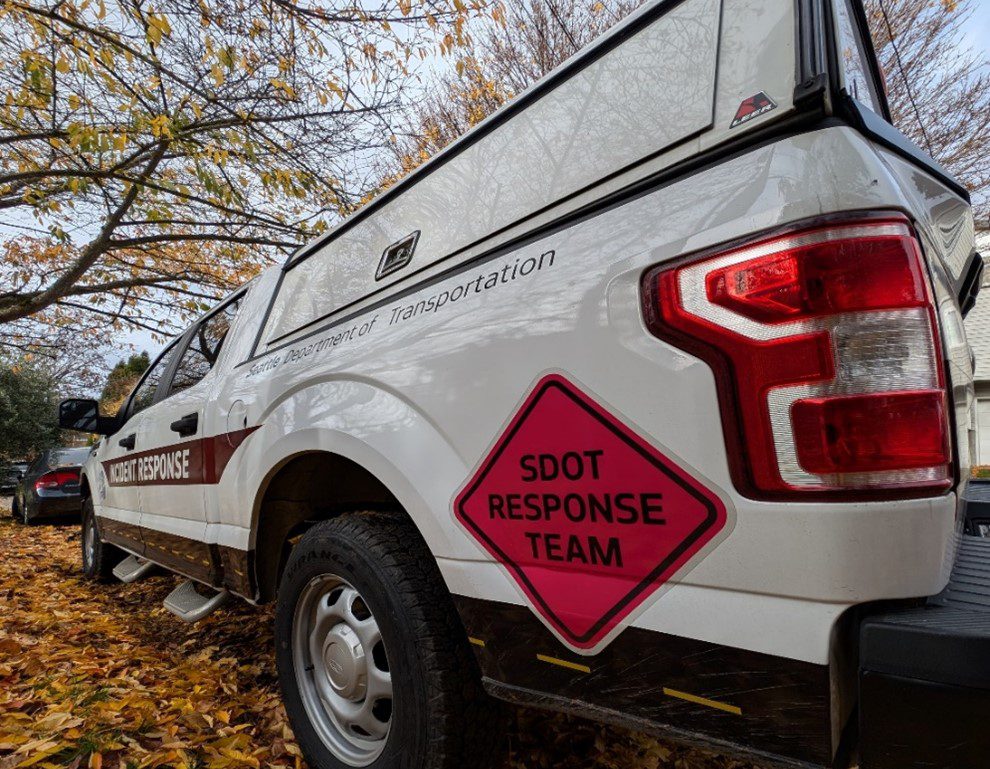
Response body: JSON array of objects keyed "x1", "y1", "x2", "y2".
[{"x1": 0, "y1": 508, "x2": 767, "y2": 769}]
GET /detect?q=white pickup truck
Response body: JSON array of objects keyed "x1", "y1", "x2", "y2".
[{"x1": 58, "y1": 0, "x2": 989, "y2": 767}]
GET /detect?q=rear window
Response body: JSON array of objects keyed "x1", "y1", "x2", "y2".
[
  {"x1": 50, "y1": 447, "x2": 90, "y2": 467},
  {"x1": 833, "y1": 0, "x2": 883, "y2": 114}
]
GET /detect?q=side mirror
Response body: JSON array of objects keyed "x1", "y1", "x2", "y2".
[{"x1": 58, "y1": 398, "x2": 117, "y2": 436}]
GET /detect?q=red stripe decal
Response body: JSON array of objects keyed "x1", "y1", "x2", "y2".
[{"x1": 101, "y1": 426, "x2": 260, "y2": 487}]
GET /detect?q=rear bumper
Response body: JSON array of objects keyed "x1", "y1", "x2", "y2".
[
  {"x1": 30, "y1": 494, "x2": 82, "y2": 519},
  {"x1": 859, "y1": 536, "x2": 990, "y2": 769}
]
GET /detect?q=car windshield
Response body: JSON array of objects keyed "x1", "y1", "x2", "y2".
[{"x1": 50, "y1": 447, "x2": 91, "y2": 467}]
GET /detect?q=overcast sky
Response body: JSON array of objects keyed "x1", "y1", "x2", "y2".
[{"x1": 963, "y1": 1, "x2": 990, "y2": 53}]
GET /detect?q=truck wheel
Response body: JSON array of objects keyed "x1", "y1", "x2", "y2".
[
  {"x1": 275, "y1": 513, "x2": 504, "y2": 769},
  {"x1": 81, "y1": 498, "x2": 122, "y2": 582}
]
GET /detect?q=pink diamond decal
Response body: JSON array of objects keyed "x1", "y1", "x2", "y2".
[{"x1": 454, "y1": 374, "x2": 728, "y2": 651}]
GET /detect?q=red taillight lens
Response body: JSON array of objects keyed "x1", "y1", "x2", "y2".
[
  {"x1": 35, "y1": 468, "x2": 80, "y2": 491},
  {"x1": 791, "y1": 391, "x2": 949, "y2": 475},
  {"x1": 705, "y1": 232, "x2": 929, "y2": 322},
  {"x1": 643, "y1": 215, "x2": 951, "y2": 500}
]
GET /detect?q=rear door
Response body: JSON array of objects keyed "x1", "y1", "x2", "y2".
[
  {"x1": 136, "y1": 294, "x2": 244, "y2": 579},
  {"x1": 95, "y1": 341, "x2": 180, "y2": 554}
]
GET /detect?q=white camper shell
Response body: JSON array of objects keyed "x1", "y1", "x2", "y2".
[{"x1": 60, "y1": 1, "x2": 989, "y2": 768}]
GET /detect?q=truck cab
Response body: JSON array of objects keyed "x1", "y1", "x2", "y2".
[{"x1": 60, "y1": 1, "x2": 987, "y2": 767}]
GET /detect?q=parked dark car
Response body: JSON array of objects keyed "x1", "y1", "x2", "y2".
[
  {"x1": 1, "y1": 460, "x2": 28, "y2": 494},
  {"x1": 11, "y1": 447, "x2": 91, "y2": 524}
]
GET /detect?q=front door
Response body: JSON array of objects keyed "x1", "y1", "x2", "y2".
[{"x1": 95, "y1": 341, "x2": 180, "y2": 554}]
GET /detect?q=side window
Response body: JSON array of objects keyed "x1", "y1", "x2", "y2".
[
  {"x1": 168, "y1": 297, "x2": 242, "y2": 396},
  {"x1": 834, "y1": 0, "x2": 883, "y2": 115},
  {"x1": 127, "y1": 342, "x2": 178, "y2": 419}
]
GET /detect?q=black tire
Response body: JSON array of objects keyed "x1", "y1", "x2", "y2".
[
  {"x1": 10, "y1": 495, "x2": 23, "y2": 523},
  {"x1": 275, "y1": 512, "x2": 505, "y2": 769},
  {"x1": 80, "y1": 497, "x2": 123, "y2": 581}
]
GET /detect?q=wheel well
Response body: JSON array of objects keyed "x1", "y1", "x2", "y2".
[{"x1": 252, "y1": 452, "x2": 401, "y2": 602}]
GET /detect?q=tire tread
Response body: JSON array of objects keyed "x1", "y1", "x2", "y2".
[
  {"x1": 277, "y1": 512, "x2": 505, "y2": 769},
  {"x1": 81, "y1": 497, "x2": 123, "y2": 582}
]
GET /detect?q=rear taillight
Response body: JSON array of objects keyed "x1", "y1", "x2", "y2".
[
  {"x1": 35, "y1": 468, "x2": 80, "y2": 491},
  {"x1": 642, "y1": 214, "x2": 951, "y2": 500}
]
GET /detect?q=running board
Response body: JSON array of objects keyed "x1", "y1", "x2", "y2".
[
  {"x1": 112, "y1": 555, "x2": 156, "y2": 583},
  {"x1": 163, "y1": 580, "x2": 229, "y2": 623}
]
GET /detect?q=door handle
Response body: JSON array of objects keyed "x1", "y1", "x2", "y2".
[
  {"x1": 170, "y1": 412, "x2": 199, "y2": 437},
  {"x1": 118, "y1": 433, "x2": 136, "y2": 450}
]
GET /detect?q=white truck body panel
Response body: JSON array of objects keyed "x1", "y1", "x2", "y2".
[
  {"x1": 75, "y1": 1, "x2": 979, "y2": 764},
  {"x1": 183, "y1": 125, "x2": 962, "y2": 664}
]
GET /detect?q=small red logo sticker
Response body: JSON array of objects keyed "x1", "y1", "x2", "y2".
[
  {"x1": 730, "y1": 91, "x2": 777, "y2": 128},
  {"x1": 454, "y1": 375, "x2": 727, "y2": 651}
]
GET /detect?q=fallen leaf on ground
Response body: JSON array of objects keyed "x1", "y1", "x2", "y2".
[{"x1": 0, "y1": 506, "x2": 768, "y2": 769}]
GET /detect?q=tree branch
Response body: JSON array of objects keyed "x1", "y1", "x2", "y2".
[{"x1": 0, "y1": 141, "x2": 170, "y2": 323}]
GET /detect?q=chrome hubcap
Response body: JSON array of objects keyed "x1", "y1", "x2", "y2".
[{"x1": 292, "y1": 575, "x2": 392, "y2": 766}]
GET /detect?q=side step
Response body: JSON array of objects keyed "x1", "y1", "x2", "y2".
[
  {"x1": 164, "y1": 580, "x2": 229, "y2": 623},
  {"x1": 112, "y1": 555, "x2": 156, "y2": 583}
]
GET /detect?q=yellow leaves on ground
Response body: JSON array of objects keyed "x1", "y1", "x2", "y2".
[
  {"x1": 0, "y1": 517, "x2": 296, "y2": 769},
  {"x1": 0, "y1": 509, "x2": 767, "y2": 769}
]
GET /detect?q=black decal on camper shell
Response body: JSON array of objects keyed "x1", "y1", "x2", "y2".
[{"x1": 376, "y1": 230, "x2": 420, "y2": 280}]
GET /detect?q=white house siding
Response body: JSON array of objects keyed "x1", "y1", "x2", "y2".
[{"x1": 965, "y1": 225, "x2": 990, "y2": 465}]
